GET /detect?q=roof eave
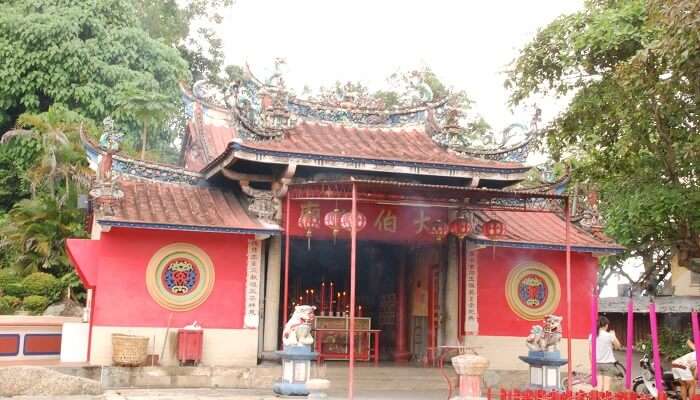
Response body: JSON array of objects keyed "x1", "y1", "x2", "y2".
[
  {"x1": 202, "y1": 141, "x2": 531, "y2": 182},
  {"x1": 97, "y1": 219, "x2": 281, "y2": 236},
  {"x1": 470, "y1": 238, "x2": 625, "y2": 254}
]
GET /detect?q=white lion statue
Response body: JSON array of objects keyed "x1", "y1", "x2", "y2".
[
  {"x1": 525, "y1": 315, "x2": 563, "y2": 352},
  {"x1": 526, "y1": 325, "x2": 544, "y2": 351},
  {"x1": 282, "y1": 305, "x2": 316, "y2": 347}
]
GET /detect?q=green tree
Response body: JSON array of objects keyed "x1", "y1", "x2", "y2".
[
  {"x1": 115, "y1": 83, "x2": 177, "y2": 160},
  {"x1": 134, "y1": 0, "x2": 234, "y2": 82},
  {"x1": 0, "y1": 107, "x2": 91, "y2": 277},
  {"x1": 507, "y1": 0, "x2": 700, "y2": 281},
  {"x1": 0, "y1": 136, "x2": 41, "y2": 212},
  {"x1": 0, "y1": 196, "x2": 85, "y2": 276},
  {"x1": 0, "y1": 0, "x2": 189, "y2": 134},
  {"x1": 1, "y1": 106, "x2": 93, "y2": 203}
]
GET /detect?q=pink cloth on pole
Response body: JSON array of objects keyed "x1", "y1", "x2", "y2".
[
  {"x1": 649, "y1": 302, "x2": 663, "y2": 394},
  {"x1": 692, "y1": 311, "x2": 700, "y2": 381},
  {"x1": 590, "y1": 290, "x2": 598, "y2": 388},
  {"x1": 625, "y1": 296, "x2": 634, "y2": 389}
]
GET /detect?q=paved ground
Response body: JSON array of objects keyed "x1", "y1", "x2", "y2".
[{"x1": 4, "y1": 388, "x2": 448, "y2": 400}]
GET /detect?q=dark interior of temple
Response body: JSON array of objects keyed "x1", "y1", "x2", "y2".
[{"x1": 284, "y1": 238, "x2": 404, "y2": 359}]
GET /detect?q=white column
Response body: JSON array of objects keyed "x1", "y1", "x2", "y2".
[{"x1": 263, "y1": 236, "x2": 282, "y2": 352}]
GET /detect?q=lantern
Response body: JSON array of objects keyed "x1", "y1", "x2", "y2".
[
  {"x1": 340, "y1": 211, "x2": 367, "y2": 233},
  {"x1": 428, "y1": 219, "x2": 450, "y2": 242},
  {"x1": 323, "y1": 208, "x2": 344, "y2": 243},
  {"x1": 298, "y1": 209, "x2": 320, "y2": 249},
  {"x1": 481, "y1": 219, "x2": 506, "y2": 239},
  {"x1": 449, "y1": 211, "x2": 473, "y2": 240}
]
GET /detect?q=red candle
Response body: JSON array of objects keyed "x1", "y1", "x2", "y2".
[
  {"x1": 358, "y1": 305, "x2": 363, "y2": 317},
  {"x1": 336, "y1": 292, "x2": 341, "y2": 315},
  {"x1": 320, "y1": 282, "x2": 326, "y2": 315},
  {"x1": 305, "y1": 289, "x2": 310, "y2": 305},
  {"x1": 310, "y1": 289, "x2": 315, "y2": 306},
  {"x1": 329, "y1": 282, "x2": 335, "y2": 314}
]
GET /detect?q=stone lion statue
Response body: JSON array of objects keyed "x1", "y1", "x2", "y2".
[
  {"x1": 525, "y1": 315, "x2": 563, "y2": 352},
  {"x1": 526, "y1": 325, "x2": 544, "y2": 351},
  {"x1": 282, "y1": 305, "x2": 316, "y2": 347}
]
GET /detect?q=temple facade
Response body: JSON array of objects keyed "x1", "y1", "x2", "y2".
[{"x1": 66, "y1": 67, "x2": 623, "y2": 371}]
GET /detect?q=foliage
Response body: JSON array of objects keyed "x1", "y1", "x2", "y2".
[
  {"x1": 0, "y1": 136, "x2": 41, "y2": 212},
  {"x1": 507, "y1": 0, "x2": 700, "y2": 280},
  {"x1": 637, "y1": 327, "x2": 693, "y2": 361},
  {"x1": 0, "y1": 269, "x2": 20, "y2": 291},
  {"x1": 61, "y1": 271, "x2": 86, "y2": 303},
  {"x1": 3, "y1": 283, "x2": 26, "y2": 298},
  {"x1": 134, "y1": 0, "x2": 234, "y2": 82},
  {"x1": 1, "y1": 295, "x2": 21, "y2": 311},
  {"x1": 114, "y1": 83, "x2": 177, "y2": 160},
  {"x1": 22, "y1": 295, "x2": 49, "y2": 315},
  {"x1": 0, "y1": 196, "x2": 86, "y2": 277},
  {"x1": 0, "y1": 297, "x2": 11, "y2": 315},
  {"x1": 0, "y1": 0, "x2": 189, "y2": 137},
  {"x1": 3, "y1": 106, "x2": 94, "y2": 201},
  {"x1": 22, "y1": 272, "x2": 65, "y2": 304}
]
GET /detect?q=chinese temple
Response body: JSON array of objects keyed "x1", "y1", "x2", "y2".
[{"x1": 65, "y1": 65, "x2": 623, "y2": 375}]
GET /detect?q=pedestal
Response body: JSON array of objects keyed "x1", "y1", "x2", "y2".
[
  {"x1": 518, "y1": 351, "x2": 568, "y2": 390},
  {"x1": 273, "y1": 346, "x2": 319, "y2": 396},
  {"x1": 307, "y1": 378, "x2": 330, "y2": 399},
  {"x1": 451, "y1": 353, "x2": 490, "y2": 400}
]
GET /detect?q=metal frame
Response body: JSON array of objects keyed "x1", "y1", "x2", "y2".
[{"x1": 282, "y1": 178, "x2": 577, "y2": 397}]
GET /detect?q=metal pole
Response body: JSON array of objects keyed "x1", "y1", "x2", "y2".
[
  {"x1": 565, "y1": 198, "x2": 572, "y2": 391},
  {"x1": 348, "y1": 183, "x2": 357, "y2": 399},
  {"x1": 283, "y1": 195, "x2": 291, "y2": 327}
]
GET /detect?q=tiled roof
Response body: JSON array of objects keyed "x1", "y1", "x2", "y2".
[
  {"x1": 96, "y1": 179, "x2": 278, "y2": 234},
  {"x1": 474, "y1": 210, "x2": 624, "y2": 253},
  {"x1": 187, "y1": 120, "x2": 529, "y2": 173},
  {"x1": 183, "y1": 122, "x2": 235, "y2": 171},
  {"x1": 240, "y1": 121, "x2": 525, "y2": 170}
]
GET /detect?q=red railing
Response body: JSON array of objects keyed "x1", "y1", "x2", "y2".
[{"x1": 482, "y1": 389, "x2": 687, "y2": 400}]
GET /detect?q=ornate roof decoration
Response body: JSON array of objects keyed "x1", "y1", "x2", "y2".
[
  {"x1": 82, "y1": 129, "x2": 202, "y2": 185},
  {"x1": 427, "y1": 106, "x2": 541, "y2": 164},
  {"x1": 186, "y1": 60, "x2": 540, "y2": 165}
]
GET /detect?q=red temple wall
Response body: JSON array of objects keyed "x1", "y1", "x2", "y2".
[
  {"x1": 89, "y1": 228, "x2": 251, "y2": 329},
  {"x1": 476, "y1": 247, "x2": 597, "y2": 339}
]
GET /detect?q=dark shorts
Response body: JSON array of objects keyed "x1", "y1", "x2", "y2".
[{"x1": 597, "y1": 362, "x2": 619, "y2": 377}]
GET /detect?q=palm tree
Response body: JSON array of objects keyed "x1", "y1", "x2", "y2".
[
  {"x1": 115, "y1": 84, "x2": 176, "y2": 160},
  {"x1": 1, "y1": 106, "x2": 93, "y2": 204},
  {"x1": 0, "y1": 196, "x2": 84, "y2": 276}
]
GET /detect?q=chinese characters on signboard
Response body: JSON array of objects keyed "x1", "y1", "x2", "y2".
[
  {"x1": 465, "y1": 250, "x2": 479, "y2": 334},
  {"x1": 244, "y1": 239, "x2": 262, "y2": 329}
]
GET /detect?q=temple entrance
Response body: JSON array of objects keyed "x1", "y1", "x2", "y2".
[{"x1": 284, "y1": 238, "x2": 428, "y2": 362}]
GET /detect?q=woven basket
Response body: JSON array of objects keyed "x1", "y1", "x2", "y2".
[{"x1": 111, "y1": 334, "x2": 149, "y2": 366}]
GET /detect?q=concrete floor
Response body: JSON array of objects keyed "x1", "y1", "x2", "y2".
[{"x1": 6, "y1": 388, "x2": 449, "y2": 400}]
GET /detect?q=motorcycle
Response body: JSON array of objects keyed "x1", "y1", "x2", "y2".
[{"x1": 632, "y1": 344, "x2": 682, "y2": 399}]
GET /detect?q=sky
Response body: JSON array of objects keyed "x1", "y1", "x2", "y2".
[
  {"x1": 217, "y1": 0, "x2": 583, "y2": 132},
  {"x1": 215, "y1": 1, "x2": 638, "y2": 297}
]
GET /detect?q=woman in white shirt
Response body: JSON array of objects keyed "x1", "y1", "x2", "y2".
[
  {"x1": 672, "y1": 338, "x2": 696, "y2": 400},
  {"x1": 592, "y1": 316, "x2": 622, "y2": 391}
]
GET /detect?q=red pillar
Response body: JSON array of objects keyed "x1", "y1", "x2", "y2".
[
  {"x1": 283, "y1": 195, "x2": 291, "y2": 327},
  {"x1": 393, "y1": 251, "x2": 410, "y2": 362},
  {"x1": 565, "y1": 198, "x2": 573, "y2": 391},
  {"x1": 348, "y1": 183, "x2": 357, "y2": 400}
]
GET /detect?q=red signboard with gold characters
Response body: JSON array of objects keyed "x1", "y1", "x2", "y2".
[
  {"x1": 505, "y1": 262, "x2": 561, "y2": 321},
  {"x1": 287, "y1": 201, "x2": 449, "y2": 243}
]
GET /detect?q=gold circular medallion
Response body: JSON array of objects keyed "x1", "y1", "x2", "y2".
[
  {"x1": 145, "y1": 243, "x2": 215, "y2": 312},
  {"x1": 505, "y1": 262, "x2": 560, "y2": 321}
]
